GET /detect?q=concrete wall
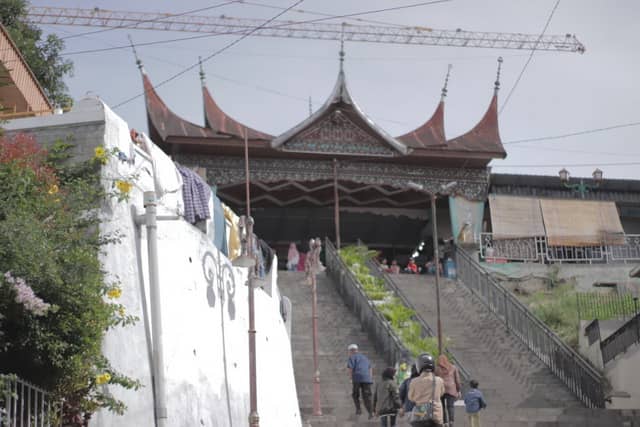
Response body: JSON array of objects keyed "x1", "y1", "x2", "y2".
[
  {"x1": 483, "y1": 261, "x2": 640, "y2": 293},
  {"x1": 9, "y1": 99, "x2": 301, "y2": 427},
  {"x1": 578, "y1": 320, "x2": 640, "y2": 409}
]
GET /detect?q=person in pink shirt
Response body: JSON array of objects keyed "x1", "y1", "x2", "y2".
[
  {"x1": 389, "y1": 260, "x2": 400, "y2": 274},
  {"x1": 434, "y1": 354, "x2": 461, "y2": 426}
]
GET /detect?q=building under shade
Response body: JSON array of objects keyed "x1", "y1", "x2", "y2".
[
  {"x1": 0, "y1": 23, "x2": 52, "y2": 119},
  {"x1": 141, "y1": 54, "x2": 505, "y2": 259}
]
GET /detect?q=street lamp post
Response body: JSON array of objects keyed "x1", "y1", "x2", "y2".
[
  {"x1": 558, "y1": 168, "x2": 603, "y2": 199},
  {"x1": 407, "y1": 181, "x2": 456, "y2": 356},
  {"x1": 306, "y1": 238, "x2": 323, "y2": 416}
]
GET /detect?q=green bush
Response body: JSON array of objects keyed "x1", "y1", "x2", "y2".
[
  {"x1": 0, "y1": 135, "x2": 140, "y2": 424},
  {"x1": 339, "y1": 245, "x2": 446, "y2": 357}
]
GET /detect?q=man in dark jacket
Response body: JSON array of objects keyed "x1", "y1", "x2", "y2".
[{"x1": 347, "y1": 344, "x2": 374, "y2": 418}]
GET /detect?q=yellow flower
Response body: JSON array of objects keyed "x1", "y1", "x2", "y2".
[
  {"x1": 107, "y1": 287, "x2": 122, "y2": 299},
  {"x1": 48, "y1": 184, "x2": 59, "y2": 195},
  {"x1": 95, "y1": 373, "x2": 111, "y2": 385},
  {"x1": 94, "y1": 146, "x2": 108, "y2": 164},
  {"x1": 116, "y1": 180, "x2": 133, "y2": 195}
]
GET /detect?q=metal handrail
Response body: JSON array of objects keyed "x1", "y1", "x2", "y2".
[
  {"x1": 366, "y1": 259, "x2": 472, "y2": 384},
  {"x1": 324, "y1": 239, "x2": 410, "y2": 367},
  {"x1": 585, "y1": 319, "x2": 601, "y2": 346},
  {"x1": 456, "y1": 247, "x2": 606, "y2": 408},
  {"x1": 0, "y1": 374, "x2": 62, "y2": 426},
  {"x1": 600, "y1": 313, "x2": 640, "y2": 365}
]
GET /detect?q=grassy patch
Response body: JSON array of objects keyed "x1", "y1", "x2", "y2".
[{"x1": 521, "y1": 284, "x2": 579, "y2": 349}]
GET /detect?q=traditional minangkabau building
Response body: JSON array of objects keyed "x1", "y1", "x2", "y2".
[{"x1": 140, "y1": 51, "x2": 507, "y2": 257}]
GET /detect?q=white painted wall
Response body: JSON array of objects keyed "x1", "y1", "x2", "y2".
[{"x1": 88, "y1": 101, "x2": 300, "y2": 426}]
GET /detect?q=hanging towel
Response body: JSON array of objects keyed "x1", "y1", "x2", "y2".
[
  {"x1": 211, "y1": 192, "x2": 227, "y2": 254},
  {"x1": 177, "y1": 164, "x2": 211, "y2": 224}
]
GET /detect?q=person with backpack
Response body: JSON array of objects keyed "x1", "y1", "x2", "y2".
[
  {"x1": 399, "y1": 363, "x2": 419, "y2": 414},
  {"x1": 407, "y1": 353, "x2": 445, "y2": 427},
  {"x1": 463, "y1": 379, "x2": 487, "y2": 427},
  {"x1": 373, "y1": 367, "x2": 402, "y2": 427}
]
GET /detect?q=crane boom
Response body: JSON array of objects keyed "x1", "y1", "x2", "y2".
[{"x1": 27, "y1": 6, "x2": 585, "y2": 53}]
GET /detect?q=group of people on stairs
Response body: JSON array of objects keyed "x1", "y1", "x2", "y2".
[{"x1": 347, "y1": 345, "x2": 486, "y2": 427}]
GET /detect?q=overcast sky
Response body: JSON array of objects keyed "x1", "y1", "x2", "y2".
[{"x1": 33, "y1": 0, "x2": 640, "y2": 180}]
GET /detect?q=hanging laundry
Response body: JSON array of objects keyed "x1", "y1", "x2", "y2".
[
  {"x1": 252, "y1": 234, "x2": 265, "y2": 278},
  {"x1": 211, "y1": 191, "x2": 228, "y2": 255},
  {"x1": 223, "y1": 204, "x2": 241, "y2": 260},
  {"x1": 258, "y1": 239, "x2": 274, "y2": 274},
  {"x1": 177, "y1": 164, "x2": 211, "y2": 224}
]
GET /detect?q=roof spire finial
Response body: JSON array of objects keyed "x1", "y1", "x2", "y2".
[
  {"x1": 494, "y1": 56, "x2": 503, "y2": 94},
  {"x1": 441, "y1": 64, "x2": 453, "y2": 101},
  {"x1": 199, "y1": 56, "x2": 206, "y2": 86},
  {"x1": 339, "y1": 22, "x2": 346, "y2": 73},
  {"x1": 308, "y1": 96, "x2": 313, "y2": 117},
  {"x1": 127, "y1": 34, "x2": 143, "y2": 72}
]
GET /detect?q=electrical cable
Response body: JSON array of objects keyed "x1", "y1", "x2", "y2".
[
  {"x1": 112, "y1": 0, "x2": 306, "y2": 109},
  {"x1": 503, "y1": 120, "x2": 640, "y2": 144},
  {"x1": 491, "y1": 161, "x2": 640, "y2": 168},
  {"x1": 238, "y1": 0, "x2": 410, "y2": 28},
  {"x1": 58, "y1": 1, "x2": 242, "y2": 40},
  {"x1": 499, "y1": 0, "x2": 561, "y2": 115},
  {"x1": 509, "y1": 144, "x2": 640, "y2": 158},
  {"x1": 59, "y1": 0, "x2": 451, "y2": 57}
]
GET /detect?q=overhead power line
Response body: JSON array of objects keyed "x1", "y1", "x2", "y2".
[
  {"x1": 113, "y1": 0, "x2": 306, "y2": 109},
  {"x1": 59, "y1": 1, "x2": 242, "y2": 40},
  {"x1": 491, "y1": 161, "x2": 640, "y2": 168},
  {"x1": 499, "y1": 0, "x2": 562, "y2": 114},
  {"x1": 504, "y1": 120, "x2": 640, "y2": 144}
]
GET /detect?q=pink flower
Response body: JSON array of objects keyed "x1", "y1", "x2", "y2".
[{"x1": 3, "y1": 272, "x2": 51, "y2": 316}]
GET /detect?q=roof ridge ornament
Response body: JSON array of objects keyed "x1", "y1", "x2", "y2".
[
  {"x1": 127, "y1": 34, "x2": 144, "y2": 73},
  {"x1": 441, "y1": 64, "x2": 453, "y2": 101},
  {"x1": 199, "y1": 56, "x2": 206, "y2": 86},
  {"x1": 494, "y1": 56, "x2": 503, "y2": 94},
  {"x1": 339, "y1": 22, "x2": 346, "y2": 73}
]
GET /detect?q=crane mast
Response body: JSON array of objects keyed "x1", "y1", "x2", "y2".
[{"x1": 27, "y1": 6, "x2": 585, "y2": 53}]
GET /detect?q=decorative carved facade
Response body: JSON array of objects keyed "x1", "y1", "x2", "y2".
[
  {"x1": 282, "y1": 111, "x2": 397, "y2": 157},
  {"x1": 176, "y1": 154, "x2": 490, "y2": 201}
]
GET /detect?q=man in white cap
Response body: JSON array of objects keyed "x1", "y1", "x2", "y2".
[{"x1": 347, "y1": 344, "x2": 373, "y2": 419}]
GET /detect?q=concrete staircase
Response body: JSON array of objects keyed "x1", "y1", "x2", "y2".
[
  {"x1": 278, "y1": 271, "x2": 387, "y2": 427},
  {"x1": 389, "y1": 274, "x2": 640, "y2": 426}
]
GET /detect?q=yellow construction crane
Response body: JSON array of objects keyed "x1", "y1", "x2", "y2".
[{"x1": 27, "y1": 6, "x2": 585, "y2": 53}]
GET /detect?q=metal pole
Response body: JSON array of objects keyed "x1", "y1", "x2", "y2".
[
  {"x1": 244, "y1": 129, "x2": 251, "y2": 215},
  {"x1": 431, "y1": 193, "x2": 443, "y2": 355},
  {"x1": 634, "y1": 297, "x2": 639, "y2": 342},
  {"x1": 311, "y1": 239, "x2": 323, "y2": 415},
  {"x1": 144, "y1": 191, "x2": 168, "y2": 427},
  {"x1": 244, "y1": 127, "x2": 260, "y2": 427},
  {"x1": 333, "y1": 159, "x2": 341, "y2": 250}
]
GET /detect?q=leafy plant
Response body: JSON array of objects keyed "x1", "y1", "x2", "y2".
[
  {"x1": 0, "y1": 134, "x2": 140, "y2": 425},
  {"x1": 339, "y1": 245, "x2": 447, "y2": 358}
]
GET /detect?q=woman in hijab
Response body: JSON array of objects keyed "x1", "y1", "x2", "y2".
[
  {"x1": 287, "y1": 242, "x2": 300, "y2": 271},
  {"x1": 434, "y1": 354, "x2": 461, "y2": 427}
]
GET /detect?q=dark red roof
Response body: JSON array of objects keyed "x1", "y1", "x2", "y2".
[
  {"x1": 397, "y1": 101, "x2": 446, "y2": 148},
  {"x1": 445, "y1": 94, "x2": 506, "y2": 157},
  {"x1": 143, "y1": 72, "x2": 223, "y2": 141},
  {"x1": 202, "y1": 85, "x2": 272, "y2": 140}
]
